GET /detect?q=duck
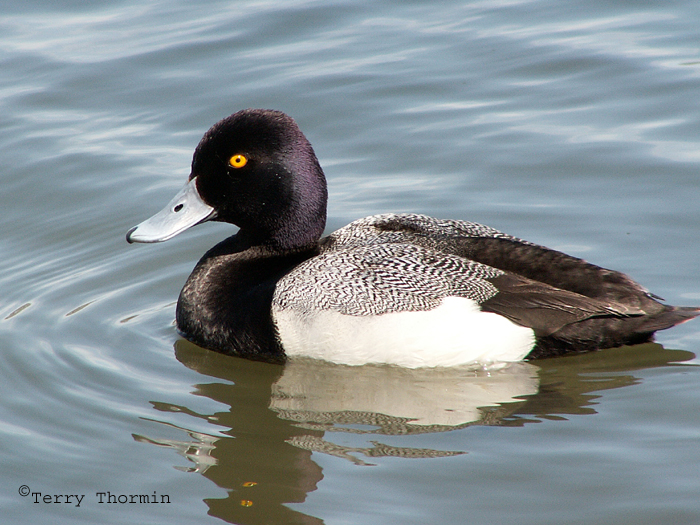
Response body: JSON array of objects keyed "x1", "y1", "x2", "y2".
[{"x1": 126, "y1": 108, "x2": 699, "y2": 368}]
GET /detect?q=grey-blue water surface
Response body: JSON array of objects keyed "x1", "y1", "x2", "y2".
[{"x1": 2, "y1": 1, "x2": 700, "y2": 523}]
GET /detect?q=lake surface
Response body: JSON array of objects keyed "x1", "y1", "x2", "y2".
[{"x1": 2, "y1": 0, "x2": 700, "y2": 523}]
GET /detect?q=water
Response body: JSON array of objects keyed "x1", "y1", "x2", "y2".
[{"x1": 2, "y1": 0, "x2": 700, "y2": 523}]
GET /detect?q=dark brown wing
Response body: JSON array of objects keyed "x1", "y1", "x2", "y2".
[{"x1": 480, "y1": 272, "x2": 643, "y2": 338}]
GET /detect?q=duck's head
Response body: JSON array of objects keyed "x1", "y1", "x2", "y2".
[{"x1": 126, "y1": 109, "x2": 328, "y2": 250}]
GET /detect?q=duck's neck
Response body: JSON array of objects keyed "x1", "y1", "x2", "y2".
[
  {"x1": 233, "y1": 193, "x2": 327, "y2": 253},
  {"x1": 246, "y1": 214, "x2": 325, "y2": 252}
]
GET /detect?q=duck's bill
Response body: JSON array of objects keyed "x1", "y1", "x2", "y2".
[{"x1": 126, "y1": 178, "x2": 216, "y2": 243}]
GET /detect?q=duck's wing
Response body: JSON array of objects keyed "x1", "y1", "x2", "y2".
[
  {"x1": 479, "y1": 272, "x2": 643, "y2": 337},
  {"x1": 322, "y1": 213, "x2": 661, "y2": 311},
  {"x1": 274, "y1": 242, "x2": 637, "y2": 338}
]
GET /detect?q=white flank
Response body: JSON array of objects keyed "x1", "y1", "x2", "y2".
[{"x1": 273, "y1": 296, "x2": 536, "y2": 368}]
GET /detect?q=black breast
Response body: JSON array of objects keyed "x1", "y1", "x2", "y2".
[{"x1": 176, "y1": 236, "x2": 318, "y2": 362}]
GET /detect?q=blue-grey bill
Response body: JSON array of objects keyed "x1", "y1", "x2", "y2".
[{"x1": 126, "y1": 178, "x2": 216, "y2": 243}]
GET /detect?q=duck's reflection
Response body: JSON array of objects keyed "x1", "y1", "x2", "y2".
[
  {"x1": 133, "y1": 341, "x2": 694, "y2": 525},
  {"x1": 269, "y1": 358, "x2": 538, "y2": 442}
]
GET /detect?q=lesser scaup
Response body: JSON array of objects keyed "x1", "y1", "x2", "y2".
[{"x1": 127, "y1": 109, "x2": 698, "y2": 367}]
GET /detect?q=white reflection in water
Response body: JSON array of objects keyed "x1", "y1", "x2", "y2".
[{"x1": 271, "y1": 358, "x2": 539, "y2": 428}]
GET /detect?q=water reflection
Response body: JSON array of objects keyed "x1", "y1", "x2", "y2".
[{"x1": 134, "y1": 341, "x2": 694, "y2": 524}]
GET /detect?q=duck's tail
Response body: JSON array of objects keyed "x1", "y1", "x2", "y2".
[
  {"x1": 528, "y1": 305, "x2": 700, "y2": 359},
  {"x1": 635, "y1": 305, "x2": 700, "y2": 333}
]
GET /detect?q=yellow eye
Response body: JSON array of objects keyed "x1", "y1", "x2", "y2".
[{"x1": 229, "y1": 154, "x2": 248, "y2": 168}]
